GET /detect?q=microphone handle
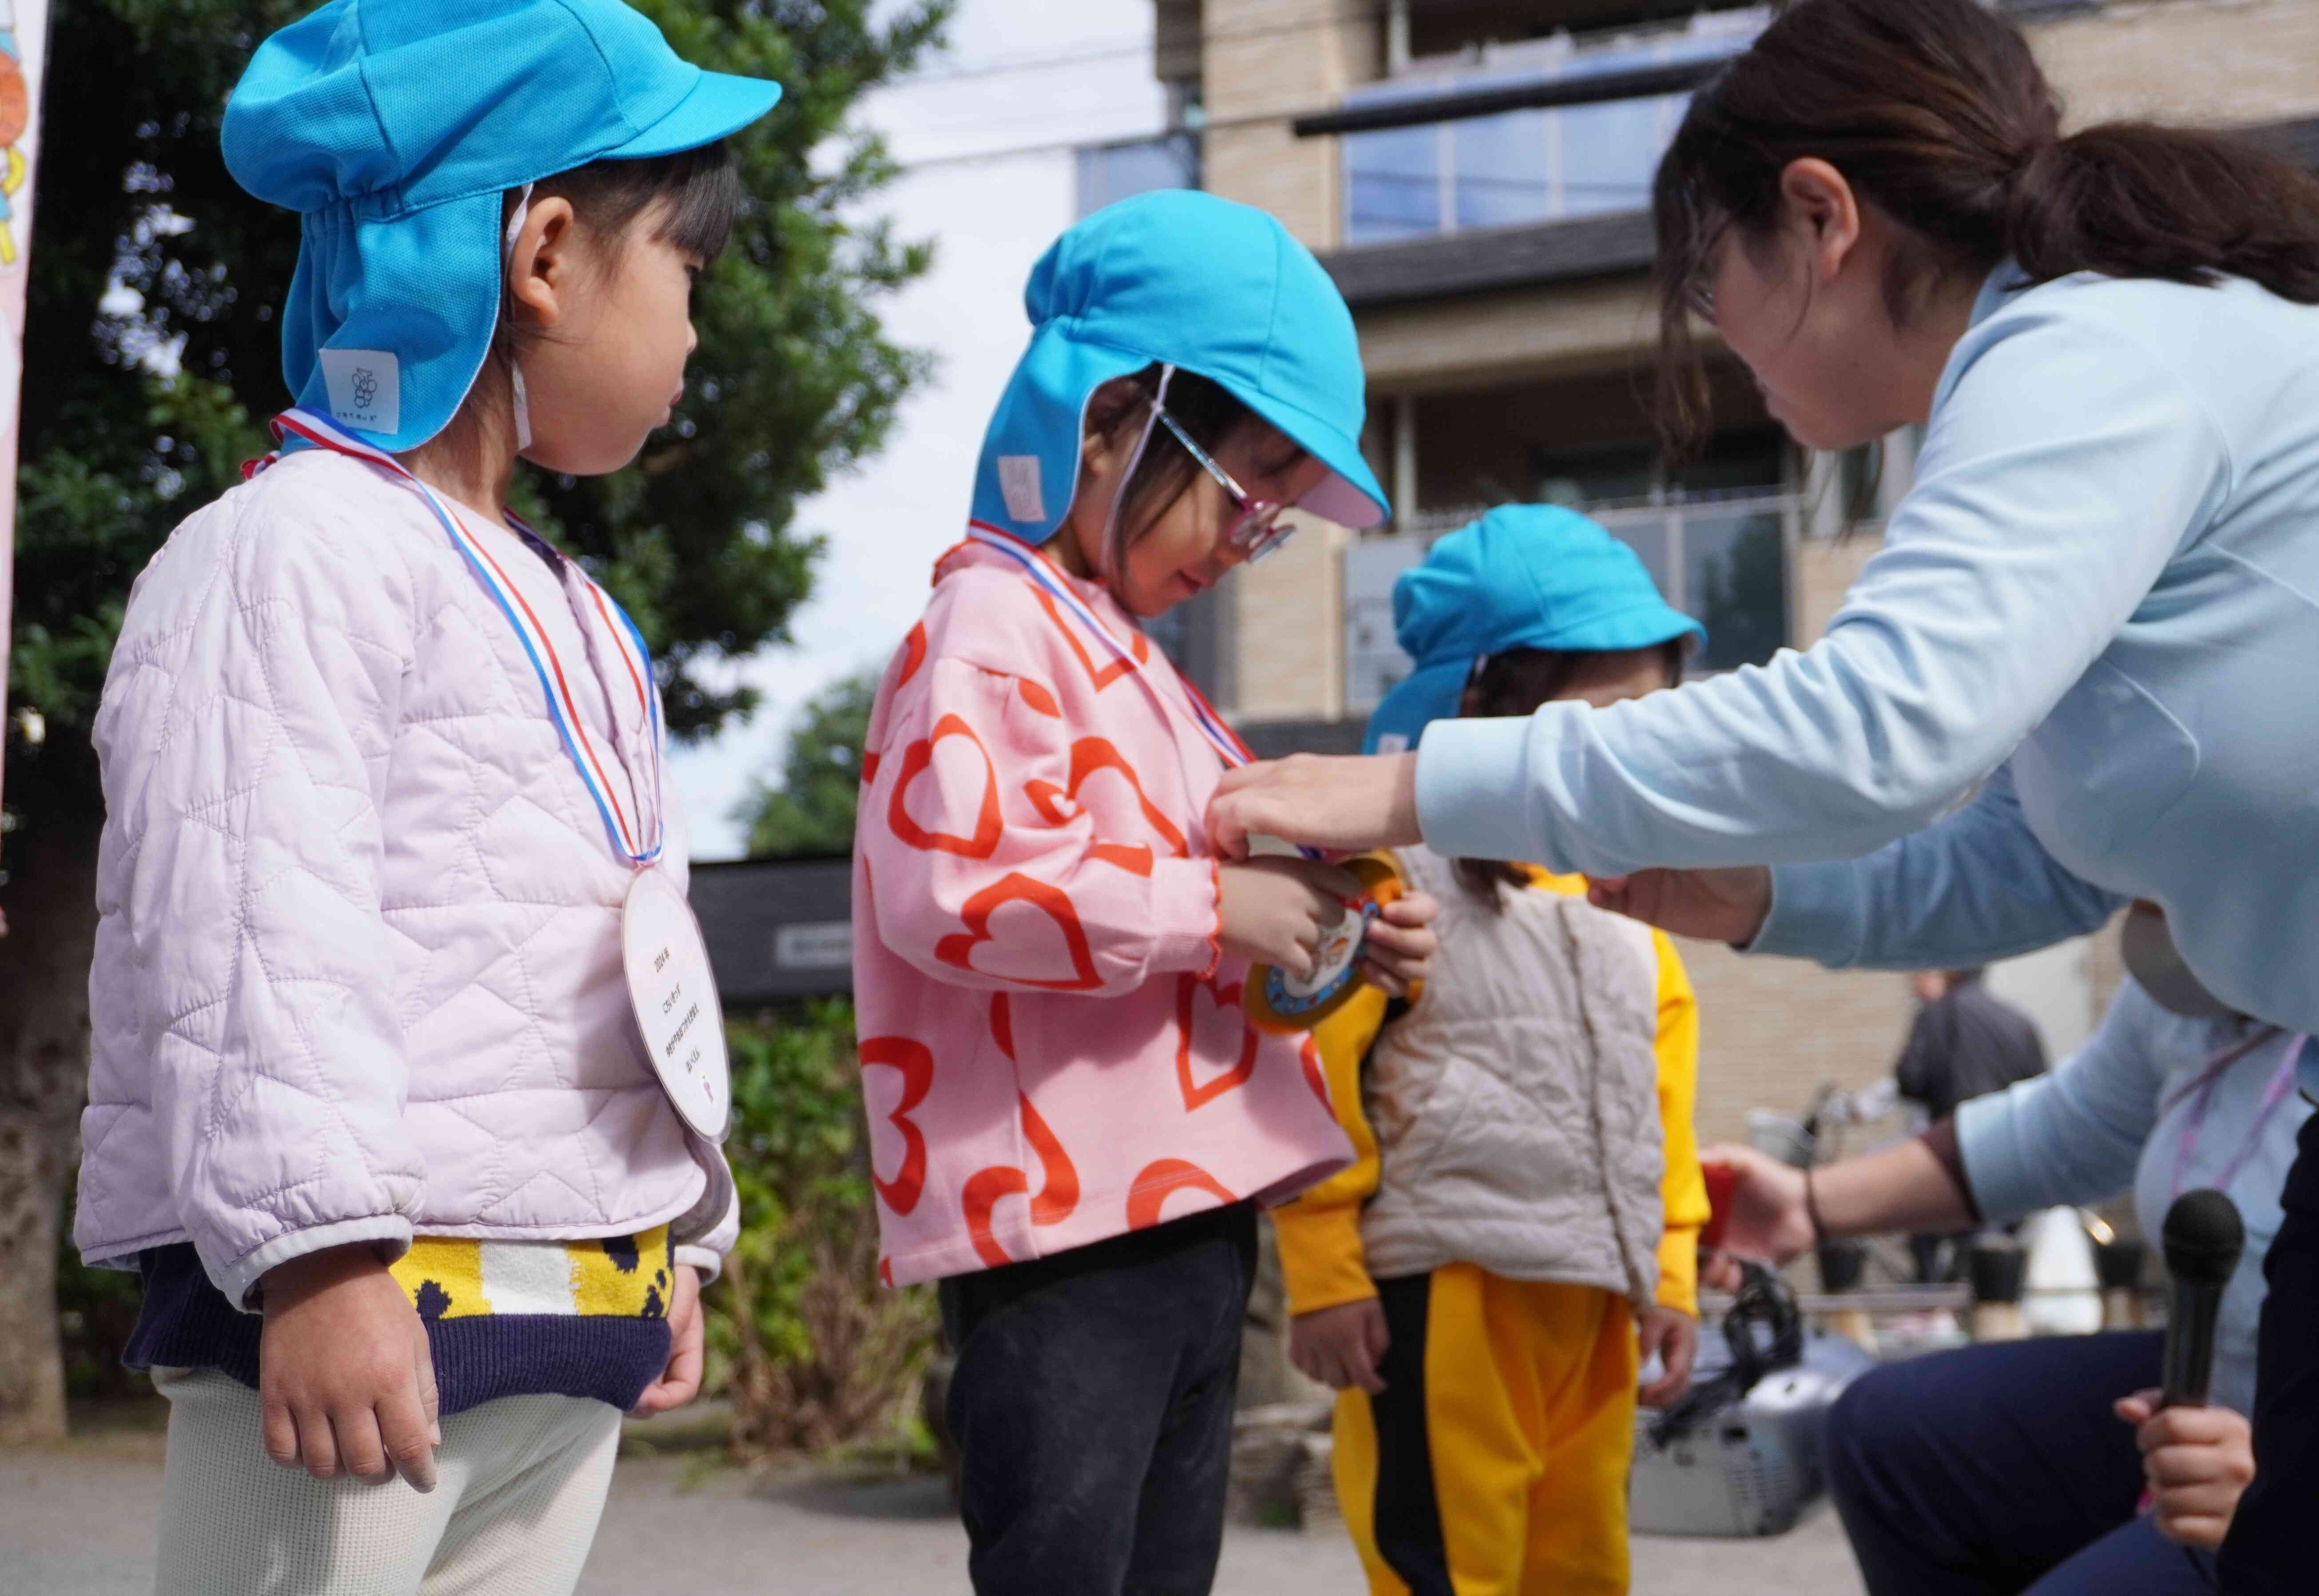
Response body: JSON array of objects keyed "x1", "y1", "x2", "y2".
[{"x1": 2161, "y1": 1278, "x2": 2226, "y2": 1408}]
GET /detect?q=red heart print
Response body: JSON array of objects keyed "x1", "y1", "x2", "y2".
[
  {"x1": 1126, "y1": 1159, "x2": 1236, "y2": 1231},
  {"x1": 859, "y1": 1036, "x2": 934, "y2": 1216},
  {"x1": 1022, "y1": 740, "x2": 1185, "y2": 879},
  {"x1": 1029, "y1": 583, "x2": 1148, "y2": 692},
  {"x1": 1176, "y1": 973, "x2": 1259, "y2": 1111},
  {"x1": 1067, "y1": 738, "x2": 1188, "y2": 857},
  {"x1": 935, "y1": 873, "x2": 1103, "y2": 991},
  {"x1": 888, "y1": 713, "x2": 1003, "y2": 859},
  {"x1": 896, "y1": 621, "x2": 928, "y2": 688},
  {"x1": 1299, "y1": 1036, "x2": 1333, "y2": 1110},
  {"x1": 961, "y1": 1093, "x2": 1082, "y2": 1269},
  {"x1": 1018, "y1": 678, "x2": 1062, "y2": 718}
]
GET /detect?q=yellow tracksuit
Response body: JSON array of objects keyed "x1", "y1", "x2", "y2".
[{"x1": 1274, "y1": 866, "x2": 1709, "y2": 1596}]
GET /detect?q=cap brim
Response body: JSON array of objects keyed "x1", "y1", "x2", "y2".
[
  {"x1": 603, "y1": 71, "x2": 782, "y2": 159},
  {"x1": 1514, "y1": 599, "x2": 1707, "y2": 654},
  {"x1": 1227, "y1": 385, "x2": 1390, "y2": 529}
]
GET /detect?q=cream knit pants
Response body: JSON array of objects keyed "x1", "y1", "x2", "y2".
[{"x1": 151, "y1": 1367, "x2": 622, "y2": 1596}]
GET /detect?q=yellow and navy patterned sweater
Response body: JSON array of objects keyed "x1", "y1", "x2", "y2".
[{"x1": 126, "y1": 1228, "x2": 677, "y2": 1415}]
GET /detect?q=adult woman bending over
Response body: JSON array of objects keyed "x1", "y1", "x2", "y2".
[{"x1": 1207, "y1": 3, "x2": 2319, "y2": 1582}]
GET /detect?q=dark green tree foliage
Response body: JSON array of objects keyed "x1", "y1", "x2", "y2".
[
  {"x1": 737, "y1": 667, "x2": 876, "y2": 855},
  {"x1": 3, "y1": 0, "x2": 946, "y2": 1440}
]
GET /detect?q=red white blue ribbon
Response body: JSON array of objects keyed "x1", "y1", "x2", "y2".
[
  {"x1": 966, "y1": 522, "x2": 1251, "y2": 770},
  {"x1": 258, "y1": 408, "x2": 665, "y2": 867}
]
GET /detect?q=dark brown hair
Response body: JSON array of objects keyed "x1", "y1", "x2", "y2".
[
  {"x1": 1653, "y1": 0, "x2": 2319, "y2": 451},
  {"x1": 1454, "y1": 643, "x2": 1688, "y2": 907},
  {"x1": 418, "y1": 142, "x2": 743, "y2": 475},
  {"x1": 1082, "y1": 363, "x2": 1270, "y2": 547}
]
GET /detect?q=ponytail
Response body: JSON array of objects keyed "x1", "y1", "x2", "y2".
[
  {"x1": 1654, "y1": 0, "x2": 2319, "y2": 451},
  {"x1": 2005, "y1": 123, "x2": 2319, "y2": 299}
]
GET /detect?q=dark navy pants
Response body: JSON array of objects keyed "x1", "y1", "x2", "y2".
[
  {"x1": 937, "y1": 1202, "x2": 1257, "y2": 1596},
  {"x1": 2218, "y1": 1110, "x2": 2319, "y2": 1591},
  {"x1": 1824, "y1": 1330, "x2": 2217, "y2": 1594}
]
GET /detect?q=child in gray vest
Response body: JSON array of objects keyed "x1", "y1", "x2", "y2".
[{"x1": 1274, "y1": 506, "x2": 1711, "y2": 1596}]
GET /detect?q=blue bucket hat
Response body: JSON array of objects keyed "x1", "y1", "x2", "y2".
[
  {"x1": 1363, "y1": 505, "x2": 1705, "y2": 753},
  {"x1": 970, "y1": 190, "x2": 1389, "y2": 546},
  {"x1": 222, "y1": 0, "x2": 782, "y2": 452}
]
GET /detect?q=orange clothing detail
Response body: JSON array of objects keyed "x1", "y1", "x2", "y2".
[{"x1": 854, "y1": 538, "x2": 1353, "y2": 1285}]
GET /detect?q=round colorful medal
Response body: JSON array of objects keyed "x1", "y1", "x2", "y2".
[{"x1": 1245, "y1": 855, "x2": 1403, "y2": 1034}]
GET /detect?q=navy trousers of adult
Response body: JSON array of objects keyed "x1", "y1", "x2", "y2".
[
  {"x1": 2219, "y1": 1110, "x2": 2319, "y2": 1591},
  {"x1": 937, "y1": 1201, "x2": 1257, "y2": 1596},
  {"x1": 1824, "y1": 1329, "x2": 2217, "y2": 1595}
]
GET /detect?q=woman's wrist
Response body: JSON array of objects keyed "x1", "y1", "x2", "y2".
[{"x1": 1803, "y1": 1165, "x2": 1828, "y2": 1245}]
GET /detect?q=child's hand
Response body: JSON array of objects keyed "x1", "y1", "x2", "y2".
[
  {"x1": 2115, "y1": 1389, "x2": 2256, "y2": 1549},
  {"x1": 258, "y1": 1245, "x2": 440, "y2": 1491},
  {"x1": 1289, "y1": 1298, "x2": 1390, "y2": 1394},
  {"x1": 631, "y1": 1265, "x2": 705, "y2": 1417},
  {"x1": 1636, "y1": 1306, "x2": 1700, "y2": 1408},
  {"x1": 1360, "y1": 891, "x2": 1439, "y2": 999},
  {"x1": 1219, "y1": 857, "x2": 1362, "y2": 977}
]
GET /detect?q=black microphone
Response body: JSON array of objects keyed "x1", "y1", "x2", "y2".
[{"x1": 2160, "y1": 1188, "x2": 2246, "y2": 1408}]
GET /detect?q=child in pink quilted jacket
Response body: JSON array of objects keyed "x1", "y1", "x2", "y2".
[
  {"x1": 852, "y1": 190, "x2": 1439, "y2": 1595},
  {"x1": 77, "y1": 6, "x2": 779, "y2": 1593}
]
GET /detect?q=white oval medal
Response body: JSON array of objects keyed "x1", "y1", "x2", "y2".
[{"x1": 621, "y1": 868, "x2": 731, "y2": 1141}]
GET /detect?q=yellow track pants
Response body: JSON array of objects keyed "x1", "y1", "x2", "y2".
[{"x1": 1332, "y1": 1266, "x2": 1639, "y2": 1596}]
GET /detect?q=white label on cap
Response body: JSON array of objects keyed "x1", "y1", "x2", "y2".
[
  {"x1": 998, "y1": 455, "x2": 1046, "y2": 523},
  {"x1": 319, "y1": 348, "x2": 402, "y2": 436}
]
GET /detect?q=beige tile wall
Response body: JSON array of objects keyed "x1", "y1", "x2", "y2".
[{"x1": 2036, "y1": 0, "x2": 2319, "y2": 127}]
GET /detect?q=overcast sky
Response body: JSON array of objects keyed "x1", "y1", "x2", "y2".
[{"x1": 670, "y1": 0, "x2": 1168, "y2": 859}]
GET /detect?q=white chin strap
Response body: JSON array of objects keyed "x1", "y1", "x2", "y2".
[
  {"x1": 503, "y1": 183, "x2": 536, "y2": 452},
  {"x1": 1100, "y1": 362, "x2": 1175, "y2": 581}
]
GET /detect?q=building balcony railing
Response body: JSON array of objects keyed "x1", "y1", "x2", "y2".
[
  {"x1": 1347, "y1": 488, "x2": 1800, "y2": 710},
  {"x1": 1340, "y1": 8, "x2": 1765, "y2": 249}
]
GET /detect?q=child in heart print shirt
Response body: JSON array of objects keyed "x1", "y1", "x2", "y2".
[{"x1": 851, "y1": 191, "x2": 1438, "y2": 1595}]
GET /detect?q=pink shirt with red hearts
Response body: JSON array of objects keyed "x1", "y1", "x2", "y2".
[{"x1": 851, "y1": 537, "x2": 1354, "y2": 1286}]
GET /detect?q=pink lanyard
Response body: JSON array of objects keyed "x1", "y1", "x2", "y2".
[{"x1": 2169, "y1": 1030, "x2": 2309, "y2": 1203}]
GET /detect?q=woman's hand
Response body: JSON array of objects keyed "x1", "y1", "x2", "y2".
[
  {"x1": 2115, "y1": 1390, "x2": 2256, "y2": 1549},
  {"x1": 1637, "y1": 1307, "x2": 1700, "y2": 1408},
  {"x1": 1207, "y1": 753, "x2": 1421, "y2": 861},
  {"x1": 259, "y1": 1245, "x2": 441, "y2": 1491},
  {"x1": 630, "y1": 1265, "x2": 705, "y2": 1416},
  {"x1": 1359, "y1": 891, "x2": 1439, "y2": 999},
  {"x1": 1697, "y1": 1143, "x2": 1816, "y2": 1291},
  {"x1": 1289, "y1": 1298, "x2": 1391, "y2": 1394},
  {"x1": 1586, "y1": 866, "x2": 1773, "y2": 945},
  {"x1": 1218, "y1": 856, "x2": 1360, "y2": 977}
]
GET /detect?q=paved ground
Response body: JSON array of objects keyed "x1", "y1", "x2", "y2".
[{"x1": 3, "y1": 1427, "x2": 1865, "y2": 1595}]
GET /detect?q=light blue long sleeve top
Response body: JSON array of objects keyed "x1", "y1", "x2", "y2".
[
  {"x1": 1416, "y1": 265, "x2": 2319, "y2": 1035},
  {"x1": 1955, "y1": 980, "x2": 2309, "y2": 1415}
]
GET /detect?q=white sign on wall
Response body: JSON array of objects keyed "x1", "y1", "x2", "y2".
[
  {"x1": 1343, "y1": 535, "x2": 1427, "y2": 713},
  {"x1": 774, "y1": 921, "x2": 854, "y2": 971}
]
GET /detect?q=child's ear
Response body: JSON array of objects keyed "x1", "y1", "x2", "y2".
[{"x1": 508, "y1": 195, "x2": 578, "y2": 331}]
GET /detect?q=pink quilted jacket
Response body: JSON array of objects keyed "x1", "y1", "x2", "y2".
[
  {"x1": 76, "y1": 450, "x2": 735, "y2": 1307},
  {"x1": 853, "y1": 536, "x2": 1353, "y2": 1287}
]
